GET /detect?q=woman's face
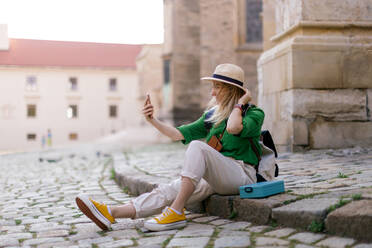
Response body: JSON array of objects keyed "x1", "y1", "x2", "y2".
[{"x1": 211, "y1": 81, "x2": 226, "y2": 104}]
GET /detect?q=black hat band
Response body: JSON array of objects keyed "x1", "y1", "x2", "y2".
[{"x1": 212, "y1": 74, "x2": 243, "y2": 87}]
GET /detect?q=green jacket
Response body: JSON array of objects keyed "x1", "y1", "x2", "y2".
[{"x1": 176, "y1": 106, "x2": 265, "y2": 165}]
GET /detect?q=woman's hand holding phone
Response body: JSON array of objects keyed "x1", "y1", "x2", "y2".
[{"x1": 142, "y1": 93, "x2": 154, "y2": 120}]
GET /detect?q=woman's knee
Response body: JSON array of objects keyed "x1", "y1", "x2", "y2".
[
  {"x1": 186, "y1": 140, "x2": 208, "y2": 154},
  {"x1": 186, "y1": 140, "x2": 217, "y2": 157},
  {"x1": 189, "y1": 140, "x2": 205, "y2": 148}
]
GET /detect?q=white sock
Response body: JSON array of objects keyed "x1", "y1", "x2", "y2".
[
  {"x1": 107, "y1": 206, "x2": 112, "y2": 216},
  {"x1": 170, "y1": 207, "x2": 182, "y2": 215}
]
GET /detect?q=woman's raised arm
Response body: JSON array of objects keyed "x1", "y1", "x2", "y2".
[
  {"x1": 142, "y1": 94, "x2": 184, "y2": 141},
  {"x1": 226, "y1": 89, "x2": 252, "y2": 134}
]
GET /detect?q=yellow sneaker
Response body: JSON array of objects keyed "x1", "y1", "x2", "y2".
[
  {"x1": 75, "y1": 194, "x2": 115, "y2": 230},
  {"x1": 144, "y1": 207, "x2": 187, "y2": 231}
]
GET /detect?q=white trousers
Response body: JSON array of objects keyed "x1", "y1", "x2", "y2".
[{"x1": 132, "y1": 140, "x2": 257, "y2": 218}]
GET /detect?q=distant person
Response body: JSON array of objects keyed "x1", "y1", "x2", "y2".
[
  {"x1": 47, "y1": 129, "x2": 52, "y2": 147},
  {"x1": 76, "y1": 64, "x2": 266, "y2": 232},
  {"x1": 41, "y1": 135, "x2": 46, "y2": 149}
]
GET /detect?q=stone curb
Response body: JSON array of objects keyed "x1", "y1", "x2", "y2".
[
  {"x1": 112, "y1": 151, "x2": 372, "y2": 242},
  {"x1": 325, "y1": 200, "x2": 372, "y2": 242}
]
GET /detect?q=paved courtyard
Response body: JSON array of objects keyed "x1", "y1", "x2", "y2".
[{"x1": 1, "y1": 144, "x2": 372, "y2": 247}]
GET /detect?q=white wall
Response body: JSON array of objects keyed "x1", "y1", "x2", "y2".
[
  {"x1": 0, "y1": 66, "x2": 140, "y2": 150},
  {"x1": 0, "y1": 24, "x2": 9, "y2": 50}
]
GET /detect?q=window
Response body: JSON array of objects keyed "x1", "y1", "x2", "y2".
[
  {"x1": 67, "y1": 105, "x2": 78, "y2": 119},
  {"x1": 1, "y1": 105, "x2": 12, "y2": 119},
  {"x1": 69, "y1": 133, "x2": 78, "y2": 140},
  {"x1": 26, "y1": 76, "x2": 37, "y2": 91},
  {"x1": 163, "y1": 59, "x2": 170, "y2": 85},
  {"x1": 109, "y1": 78, "x2": 117, "y2": 91},
  {"x1": 245, "y1": 0, "x2": 262, "y2": 43},
  {"x1": 109, "y1": 105, "x2": 117, "y2": 118},
  {"x1": 27, "y1": 104, "x2": 36, "y2": 118},
  {"x1": 69, "y1": 77, "x2": 78, "y2": 91},
  {"x1": 27, "y1": 133, "x2": 37, "y2": 141}
]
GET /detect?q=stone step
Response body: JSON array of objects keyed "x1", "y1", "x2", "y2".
[
  {"x1": 204, "y1": 194, "x2": 296, "y2": 225},
  {"x1": 325, "y1": 199, "x2": 372, "y2": 242},
  {"x1": 271, "y1": 198, "x2": 339, "y2": 229}
]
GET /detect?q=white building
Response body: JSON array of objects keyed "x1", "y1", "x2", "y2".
[{"x1": 0, "y1": 24, "x2": 143, "y2": 151}]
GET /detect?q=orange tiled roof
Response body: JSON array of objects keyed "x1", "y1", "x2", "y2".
[{"x1": 0, "y1": 38, "x2": 142, "y2": 68}]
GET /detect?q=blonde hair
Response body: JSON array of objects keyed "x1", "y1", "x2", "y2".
[{"x1": 205, "y1": 83, "x2": 245, "y2": 126}]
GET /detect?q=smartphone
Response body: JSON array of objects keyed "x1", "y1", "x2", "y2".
[
  {"x1": 144, "y1": 93, "x2": 151, "y2": 106},
  {"x1": 144, "y1": 93, "x2": 153, "y2": 118}
]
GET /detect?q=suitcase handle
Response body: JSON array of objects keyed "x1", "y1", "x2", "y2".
[{"x1": 244, "y1": 187, "x2": 253, "y2": 193}]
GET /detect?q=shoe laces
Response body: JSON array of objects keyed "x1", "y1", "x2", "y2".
[
  {"x1": 157, "y1": 207, "x2": 172, "y2": 221},
  {"x1": 91, "y1": 199, "x2": 105, "y2": 208}
]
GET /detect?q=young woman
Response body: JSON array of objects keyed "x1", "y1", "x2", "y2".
[{"x1": 75, "y1": 63, "x2": 265, "y2": 232}]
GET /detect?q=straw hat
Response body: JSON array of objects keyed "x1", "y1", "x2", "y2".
[{"x1": 201, "y1": 63, "x2": 247, "y2": 91}]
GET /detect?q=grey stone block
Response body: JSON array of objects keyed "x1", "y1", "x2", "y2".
[
  {"x1": 309, "y1": 119, "x2": 372, "y2": 149},
  {"x1": 186, "y1": 201, "x2": 205, "y2": 214},
  {"x1": 232, "y1": 198, "x2": 273, "y2": 224},
  {"x1": 192, "y1": 216, "x2": 219, "y2": 223},
  {"x1": 205, "y1": 195, "x2": 236, "y2": 219},
  {"x1": 316, "y1": 237, "x2": 355, "y2": 248},
  {"x1": 77, "y1": 237, "x2": 114, "y2": 246},
  {"x1": 167, "y1": 237, "x2": 210, "y2": 248},
  {"x1": 283, "y1": 89, "x2": 368, "y2": 122},
  {"x1": 288, "y1": 232, "x2": 325, "y2": 244},
  {"x1": 174, "y1": 223, "x2": 214, "y2": 238},
  {"x1": 264, "y1": 227, "x2": 296, "y2": 238},
  {"x1": 325, "y1": 200, "x2": 372, "y2": 242},
  {"x1": 23, "y1": 237, "x2": 65, "y2": 246},
  {"x1": 0, "y1": 237, "x2": 19, "y2": 246},
  {"x1": 233, "y1": 193, "x2": 296, "y2": 224},
  {"x1": 255, "y1": 237, "x2": 290, "y2": 246},
  {"x1": 220, "y1": 221, "x2": 252, "y2": 230},
  {"x1": 272, "y1": 198, "x2": 339, "y2": 229},
  {"x1": 137, "y1": 235, "x2": 171, "y2": 246},
  {"x1": 205, "y1": 193, "x2": 296, "y2": 225},
  {"x1": 98, "y1": 239, "x2": 134, "y2": 248},
  {"x1": 214, "y1": 236, "x2": 251, "y2": 248}
]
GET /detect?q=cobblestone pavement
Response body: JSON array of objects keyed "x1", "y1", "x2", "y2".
[{"x1": 1, "y1": 145, "x2": 372, "y2": 248}]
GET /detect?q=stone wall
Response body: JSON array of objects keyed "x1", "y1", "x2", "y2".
[
  {"x1": 199, "y1": 0, "x2": 239, "y2": 107},
  {"x1": 166, "y1": 0, "x2": 202, "y2": 125},
  {"x1": 262, "y1": 0, "x2": 277, "y2": 51},
  {"x1": 199, "y1": 0, "x2": 262, "y2": 108},
  {"x1": 258, "y1": 0, "x2": 372, "y2": 151}
]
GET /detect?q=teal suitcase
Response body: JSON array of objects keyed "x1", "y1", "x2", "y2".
[{"x1": 239, "y1": 180, "x2": 285, "y2": 199}]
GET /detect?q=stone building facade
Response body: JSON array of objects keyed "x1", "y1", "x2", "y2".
[
  {"x1": 258, "y1": 0, "x2": 372, "y2": 151},
  {"x1": 162, "y1": 0, "x2": 263, "y2": 125}
]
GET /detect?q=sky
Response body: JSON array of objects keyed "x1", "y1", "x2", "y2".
[{"x1": 0, "y1": 0, "x2": 164, "y2": 44}]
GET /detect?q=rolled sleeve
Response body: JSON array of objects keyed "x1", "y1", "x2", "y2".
[
  {"x1": 239, "y1": 109, "x2": 265, "y2": 138},
  {"x1": 176, "y1": 114, "x2": 208, "y2": 145}
]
